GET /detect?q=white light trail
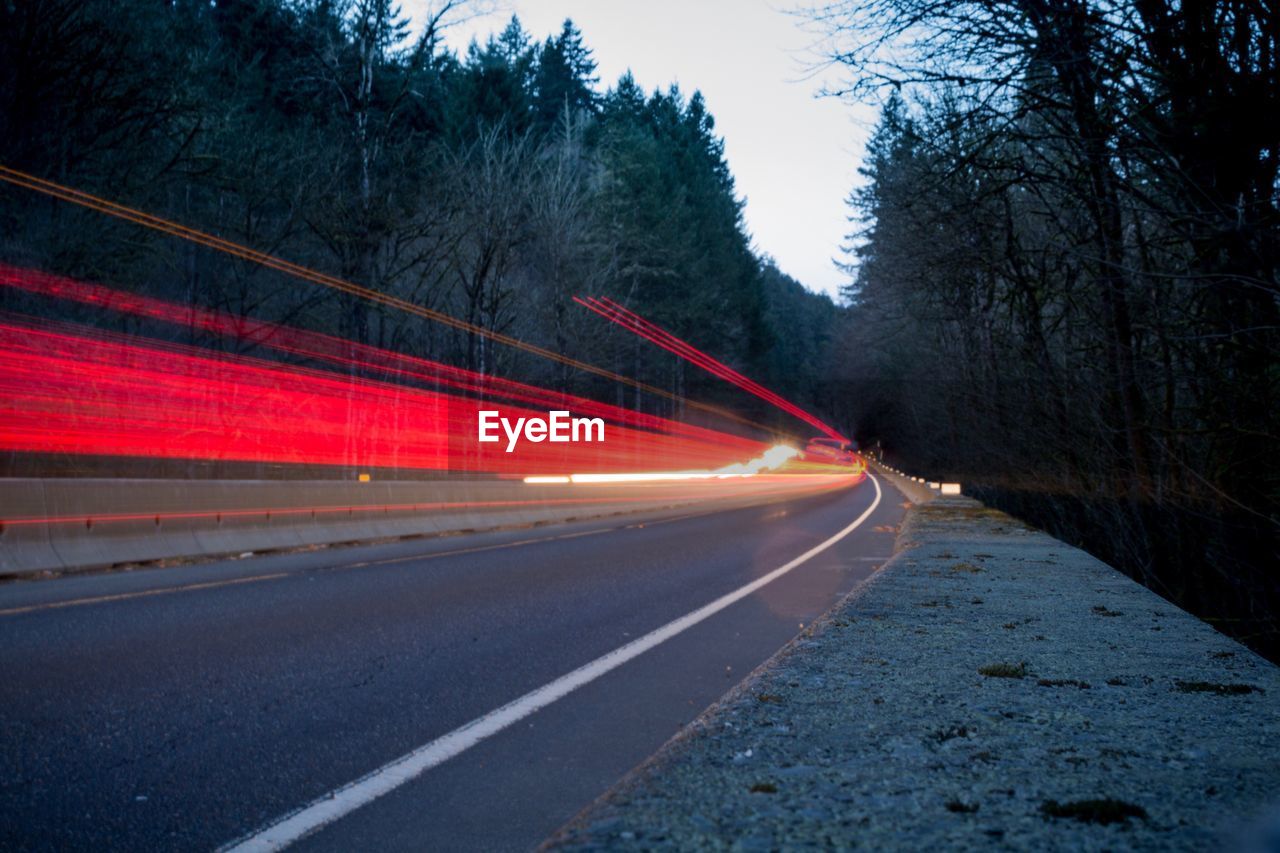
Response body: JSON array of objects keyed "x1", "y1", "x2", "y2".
[{"x1": 522, "y1": 444, "x2": 802, "y2": 485}]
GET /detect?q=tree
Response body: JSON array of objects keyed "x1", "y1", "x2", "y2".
[
  {"x1": 532, "y1": 19, "x2": 599, "y2": 135},
  {"x1": 813, "y1": 0, "x2": 1280, "y2": 657},
  {"x1": 442, "y1": 126, "x2": 537, "y2": 375},
  {"x1": 448, "y1": 15, "x2": 536, "y2": 137},
  {"x1": 1, "y1": 2, "x2": 855, "y2": 491}
]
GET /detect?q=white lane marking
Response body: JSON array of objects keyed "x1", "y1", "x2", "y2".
[{"x1": 221, "y1": 473, "x2": 883, "y2": 852}]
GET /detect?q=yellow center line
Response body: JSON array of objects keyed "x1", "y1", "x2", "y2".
[
  {"x1": 0, "y1": 572, "x2": 290, "y2": 617},
  {"x1": 550, "y1": 528, "x2": 616, "y2": 541},
  {"x1": 333, "y1": 526, "x2": 617, "y2": 571},
  {"x1": 628, "y1": 509, "x2": 724, "y2": 528}
]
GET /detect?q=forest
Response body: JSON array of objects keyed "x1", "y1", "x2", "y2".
[
  {"x1": 820, "y1": 0, "x2": 1279, "y2": 657},
  {"x1": 0, "y1": 0, "x2": 843, "y2": 436},
  {"x1": 1, "y1": 0, "x2": 1276, "y2": 658}
]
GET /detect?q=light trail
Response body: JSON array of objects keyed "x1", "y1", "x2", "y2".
[
  {"x1": 522, "y1": 444, "x2": 805, "y2": 485},
  {"x1": 577, "y1": 296, "x2": 842, "y2": 438},
  {"x1": 574, "y1": 296, "x2": 846, "y2": 441},
  {"x1": 0, "y1": 166, "x2": 772, "y2": 434},
  {"x1": 0, "y1": 263, "x2": 776, "y2": 448},
  {"x1": 0, "y1": 317, "x2": 772, "y2": 474},
  {"x1": 0, "y1": 184, "x2": 846, "y2": 480},
  {"x1": 0, "y1": 262, "x2": 863, "y2": 484}
]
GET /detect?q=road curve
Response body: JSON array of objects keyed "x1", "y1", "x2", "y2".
[{"x1": 0, "y1": 474, "x2": 905, "y2": 851}]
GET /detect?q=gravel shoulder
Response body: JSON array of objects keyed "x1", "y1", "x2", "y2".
[{"x1": 545, "y1": 476, "x2": 1280, "y2": 851}]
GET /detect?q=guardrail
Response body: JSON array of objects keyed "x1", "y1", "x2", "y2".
[{"x1": 874, "y1": 461, "x2": 961, "y2": 495}]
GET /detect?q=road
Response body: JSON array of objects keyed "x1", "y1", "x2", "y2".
[{"x1": 0, "y1": 473, "x2": 904, "y2": 851}]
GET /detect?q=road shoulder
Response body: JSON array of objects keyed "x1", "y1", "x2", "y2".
[{"x1": 544, "y1": 490, "x2": 1280, "y2": 850}]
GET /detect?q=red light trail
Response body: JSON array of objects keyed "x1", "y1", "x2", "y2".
[
  {"x1": 0, "y1": 264, "x2": 770, "y2": 448},
  {"x1": 0, "y1": 266, "x2": 771, "y2": 475},
  {"x1": 0, "y1": 175, "x2": 866, "y2": 548},
  {"x1": 0, "y1": 165, "x2": 770, "y2": 434},
  {"x1": 574, "y1": 296, "x2": 846, "y2": 441}
]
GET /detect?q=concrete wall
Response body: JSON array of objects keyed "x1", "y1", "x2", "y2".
[{"x1": 0, "y1": 475, "x2": 853, "y2": 574}]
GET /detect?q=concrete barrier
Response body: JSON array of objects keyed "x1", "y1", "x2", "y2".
[{"x1": 0, "y1": 474, "x2": 859, "y2": 575}]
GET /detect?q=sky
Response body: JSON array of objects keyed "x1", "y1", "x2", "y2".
[{"x1": 401, "y1": 0, "x2": 877, "y2": 300}]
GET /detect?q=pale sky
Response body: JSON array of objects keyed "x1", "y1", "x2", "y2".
[{"x1": 402, "y1": 0, "x2": 876, "y2": 300}]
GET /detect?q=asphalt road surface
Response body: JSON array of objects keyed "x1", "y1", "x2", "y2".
[{"x1": 0, "y1": 473, "x2": 905, "y2": 851}]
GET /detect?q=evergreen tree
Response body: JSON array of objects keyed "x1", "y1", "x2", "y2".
[
  {"x1": 448, "y1": 15, "x2": 535, "y2": 137},
  {"x1": 532, "y1": 19, "x2": 599, "y2": 134}
]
